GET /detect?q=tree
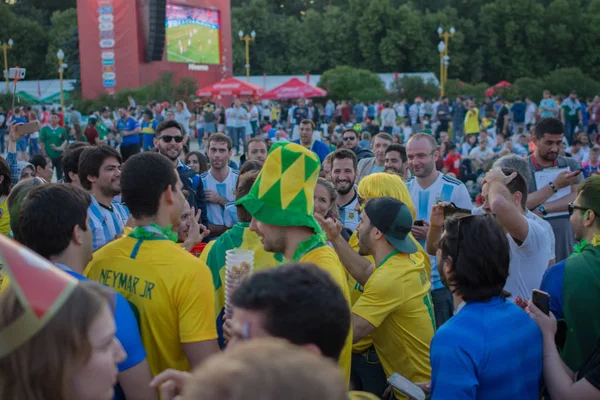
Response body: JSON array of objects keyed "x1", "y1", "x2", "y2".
[
  {"x1": 390, "y1": 76, "x2": 440, "y2": 101},
  {"x1": 318, "y1": 66, "x2": 386, "y2": 101},
  {"x1": 44, "y1": 8, "x2": 78, "y2": 79}
]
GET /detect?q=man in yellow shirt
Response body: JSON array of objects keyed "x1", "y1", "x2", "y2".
[
  {"x1": 85, "y1": 152, "x2": 218, "y2": 377},
  {"x1": 352, "y1": 196, "x2": 435, "y2": 399},
  {"x1": 235, "y1": 141, "x2": 353, "y2": 383},
  {"x1": 464, "y1": 99, "x2": 480, "y2": 136}
]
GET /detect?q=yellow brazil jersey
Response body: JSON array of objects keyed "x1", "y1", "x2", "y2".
[
  {"x1": 0, "y1": 196, "x2": 10, "y2": 236},
  {"x1": 84, "y1": 235, "x2": 217, "y2": 377},
  {"x1": 299, "y1": 245, "x2": 353, "y2": 385},
  {"x1": 464, "y1": 107, "x2": 480, "y2": 135},
  {"x1": 352, "y1": 250, "x2": 435, "y2": 398}
]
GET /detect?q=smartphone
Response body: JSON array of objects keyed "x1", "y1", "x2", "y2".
[
  {"x1": 532, "y1": 289, "x2": 550, "y2": 315},
  {"x1": 387, "y1": 373, "x2": 426, "y2": 400},
  {"x1": 14, "y1": 121, "x2": 41, "y2": 137},
  {"x1": 444, "y1": 206, "x2": 472, "y2": 219},
  {"x1": 414, "y1": 220, "x2": 425, "y2": 226}
]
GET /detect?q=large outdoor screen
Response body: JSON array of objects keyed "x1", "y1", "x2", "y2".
[{"x1": 165, "y1": 4, "x2": 221, "y2": 64}]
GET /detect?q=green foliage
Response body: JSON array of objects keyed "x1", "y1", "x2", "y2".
[
  {"x1": 444, "y1": 79, "x2": 490, "y2": 102},
  {"x1": 44, "y1": 9, "x2": 78, "y2": 79},
  {"x1": 389, "y1": 76, "x2": 440, "y2": 101},
  {"x1": 0, "y1": 93, "x2": 30, "y2": 112},
  {"x1": 318, "y1": 66, "x2": 386, "y2": 102},
  {"x1": 71, "y1": 73, "x2": 198, "y2": 114}
]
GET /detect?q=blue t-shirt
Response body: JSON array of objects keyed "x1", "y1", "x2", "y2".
[
  {"x1": 540, "y1": 260, "x2": 566, "y2": 320},
  {"x1": 367, "y1": 105, "x2": 376, "y2": 118},
  {"x1": 117, "y1": 117, "x2": 140, "y2": 146},
  {"x1": 57, "y1": 265, "x2": 146, "y2": 400},
  {"x1": 292, "y1": 139, "x2": 330, "y2": 163},
  {"x1": 582, "y1": 163, "x2": 600, "y2": 178},
  {"x1": 353, "y1": 104, "x2": 365, "y2": 121},
  {"x1": 430, "y1": 297, "x2": 543, "y2": 399},
  {"x1": 511, "y1": 102, "x2": 526, "y2": 123}
]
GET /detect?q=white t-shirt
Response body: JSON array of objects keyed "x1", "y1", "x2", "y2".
[
  {"x1": 505, "y1": 217, "x2": 554, "y2": 300},
  {"x1": 338, "y1": 190, "x2": 360, "y2": 232},
  {"x1": 200, "y1": 168, "x2": 239, "y2": 227},
  {"x1": 406, "y1": 173, "x2": 472, "y2": 288},
  {"x1": 175, "y1": 109, "x2": 192, "y2": 135},
  {"x1": 469, "y1": 146, "x2": 494, "y2": 159}
]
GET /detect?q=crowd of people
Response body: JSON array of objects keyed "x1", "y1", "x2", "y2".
[{"x1": 0, "y1": 87, "x2": 599, "y2": 400}]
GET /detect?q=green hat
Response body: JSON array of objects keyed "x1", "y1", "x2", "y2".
[{"x1": 236, "y1": 142, "x2": 321, "y2": 232}]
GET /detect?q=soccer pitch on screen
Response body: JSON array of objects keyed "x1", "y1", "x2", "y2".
[{"x1": 166, "y1": 18, "x2": 221, "y2": 64}]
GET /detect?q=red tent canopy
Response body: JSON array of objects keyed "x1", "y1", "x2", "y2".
[
  {"x1": 196, "y1": 77, "x2": 264, "y2": 97},
  {"x1": 485, "y1": 80, "x2": 512, "y2": 97},
  {"x1": 261, "y1": 77, "x2": 327, "y2": 100}
]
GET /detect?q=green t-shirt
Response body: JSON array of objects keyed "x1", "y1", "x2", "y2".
[
  {"x1": 97, "y1": 120, "x2": 109, "y2": 140},
  {"x1": 562, "y1": 98, "x2": 581, "y2": 121},
  {"x1": 39, "y1": 126, "x2": 68, "y2": 159}
]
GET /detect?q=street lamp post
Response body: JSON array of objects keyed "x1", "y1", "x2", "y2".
[
  {"x1": 56, "y1": 49, "x2": 67, "y2": 111},
  {"x1": 238, "y1": 30, "x2": 256, "y2": 81},
  {"x1": 437, "y1": 26, "x2": 455, "y2": 96},
  {"x1": 1, "y1": 39, "x2": 14, "y2": 93}
]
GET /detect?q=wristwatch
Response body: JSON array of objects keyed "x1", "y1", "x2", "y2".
[{"x1": 537, "y1": 204, "x2": 548, "y2": 216}]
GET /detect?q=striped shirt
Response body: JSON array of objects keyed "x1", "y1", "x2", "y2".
[
  {"x1": 88, "y1": 195, "x2": 130, "y2": 251},
  {"x1": 406, "y1": 173, "x2": 472, "y2": 289},
  {"x1": 430, "y1": 297, "x2": 543, "y2": 399}
]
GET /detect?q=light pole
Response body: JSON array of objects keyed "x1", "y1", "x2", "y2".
[
  {"x1": 1, "y1": 39, "x2": 14, "y2": 93},
  {"x1": 438, "y1": 41, "x2": 446, "y2": 96},
  {"x1": 437, "y1": 26, "x2": 455, "y2": 96},
  {"x1": 56, "y1": 49, "x2": 67, "y2": 111},
  {"x1": 238, "y1": 30, "x2": 256, "y2": 81}
]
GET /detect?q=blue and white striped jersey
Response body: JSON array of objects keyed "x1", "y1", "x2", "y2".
[{"x1": 88, "y1": 195, "x2": 130, "y2": 251}]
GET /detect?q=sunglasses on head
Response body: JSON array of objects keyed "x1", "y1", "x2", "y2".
[{"x1": 160, "y1": 135, "x2": 184, "y2": 143}]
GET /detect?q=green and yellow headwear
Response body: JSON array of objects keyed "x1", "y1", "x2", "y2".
[{"x1": 236, "y1": 142, "x2": 321, "y2": 232}]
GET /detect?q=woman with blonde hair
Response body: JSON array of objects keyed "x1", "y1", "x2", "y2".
[{"x1": 0, "y1": 237, "x2": 125, "y2": 400}]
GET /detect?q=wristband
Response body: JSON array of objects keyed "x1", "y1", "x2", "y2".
[{"x1": 548, "y1": 181, "x2": 558, "y2": 193}]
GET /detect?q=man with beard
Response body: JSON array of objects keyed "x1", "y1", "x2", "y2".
[
  {"x1": 356, "y1": 133, "x2": 393, "y2": 182},
  {"x1": 331, "y1": 149, "x2": 360, "y2": 232},
  {"x1": 201, "y1": 133, "x2": 239, "y2": 237},
  {"x1": 429, "y1": 214, "x2": 542, "y2": 398},
  {"x1": 78, "y1": 145, "x2": 130, "y2": 251},
  {"x1": 342, "y1": 129, "x2": 373, "y2": 162},
  {"x1": 352, "y1": 196, "x2": 434, "y2": 399},
  {"x1": 525, "y1": 118, "x2": 583, "y2": 262},
  {"x1": 384, "y1": 144, "x2": 407, "y2": 179},
  {"x1": 85, "y1": 152, "x2": 219, "y2": 378},
  {"x1": 236, "y1": 142, "x2": 353, "y2": 384},
  {"x1": 154, "y1": 120, "x2": 209, "y2": 231},
  {"x1": 541, "y1": 175, "x2": 600, "y2": 372},
  {"x1": 292, "y1": 119, "x2": 330, "y2": 163},
  {"x1": 406, "y1": 133, "x2": 472, "y2": 328}
]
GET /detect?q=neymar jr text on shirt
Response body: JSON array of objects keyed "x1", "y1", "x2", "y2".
[{"x1": 99, "y1": 269, "x2": 156, "y2": 299}]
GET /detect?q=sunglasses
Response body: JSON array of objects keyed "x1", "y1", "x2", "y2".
[
  {"x1": 568, "y1": 202, "x2": 597, "y2": 216},
  {"x1": 343, "y1": 136, "x2": 356, "y2": 141},
  {"x1": 160, "y1": 135, "x2": 184, "y2": 143}
]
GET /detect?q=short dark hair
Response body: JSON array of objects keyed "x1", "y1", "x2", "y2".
[
  {"x1": 385, "y1": 144, "x2": 407, "y2": 163},
  {"x1": 342, "y1": 129, "x2": 358, "y2": 138},
  {"x1": 0, "y1": 157, "x2": 11, "y2": 196},
  {"x1": 29, "y1": 154, "x2": 49, "y2": 170},
  {"x1": 499, "y1": 168, "x2": 529, "y2": 210},
  {"x1": 534, "y1": 117, "x2": 564, "y2": 139},
  {"x1": 208, "y1": 132, "x2": 233, "y2": 151},
  {"x1": 572, "y1": 139, "x2": 581, "y2": 146},
  {"x1": 156, "y1": 119, "x2": 185, "y2": 137},
  {"x1": 120, "y1": 152, "x2": 178, "y2": 219},
  {"x1": 7, "y1": 178, "x2": 45, "y2": 236},
  {"x1": 62, "y1": 142, "x2": 91, "y2": 183},
  {"x1": 373, "y1": 132, "x2": 393, "y2": 143},
  {"x1": 577, "y1": 175, "x2": 600, "y2": 221},
  {"x1": 440, "y1": 215, "x2": 510, "y2": 301},
  {"x1": 235, "y1": 170, "x2": 260, "y2": 223},
  {"x1": 330, "y1": 148, "x2": 357, "y2": 171},
  {"x1": 300, "y1": 119, "x2": 315, "y2": 129},
  {"x1": 232, "y1": 263, "x2": 350, "y2": 361},
  {"x1": 17, "y1": 184, "x2": 91, "y2": 258},
  {"x1": 78, "y1": 145, "x2": 122, "y2": 190},
  {"x1": 246, "y1": 137, "x2": 267, "y2": 150},
  {"x1": 448, "y1": 143, "x2": 458, "y2": 151}
]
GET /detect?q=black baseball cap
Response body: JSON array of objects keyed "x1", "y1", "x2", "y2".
[{"x1": 364, "y1": 197, "x2": 417, "y2": 254}]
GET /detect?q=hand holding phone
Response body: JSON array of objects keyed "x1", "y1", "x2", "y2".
[
  {"x1": 532, "y1": 289, "x2": 550, "y2": 315},
  {"x1": 14, "y1": 121, "x2": 41, "y2": 138}
]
